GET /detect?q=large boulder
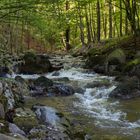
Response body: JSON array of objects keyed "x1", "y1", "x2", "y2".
[
  {"x1": 85, "y1": 79, "x2": 111, "y2": 88},
  {"x1": 32, "y1": 105, "x2": 70, "y2": 139},
  {"x1": 9, "y1": 123, "x2": 26, "y2": 136},
  {"x1": 34, "y1": 76, "x2": 53, "y2": 88},
  {"x1": 0, "y1": 79, "x2": 25, "y2": 123},
  {"x1": 0, "y1": 133, "x2": 27, "y2": 140},
  {"x1": 48, "y1": 84, "x2": 75, "y2": 96},
  {"x1": 109, "y1": 76, "x2": 140, "y2": 99},
  {"x1": 13, "y1": 108, "x2": 38, "y2": 133},
  {"x1": 0, "y1": 67, "x2": 10, "y2": 78},
  {"x1": 0, "y1": 103, "x2": 5, "y2": 119},
  {"x1": 19, "y1": 52, "x2": 52, "y2": 74},
  {"x1": 29, "y1": 76, "x2": 53, "y2": 97}
]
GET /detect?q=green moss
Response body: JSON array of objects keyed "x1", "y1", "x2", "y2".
[
  {"x1": 0, "y1": 120, "x2": 9, "y2": 133},
  {"x1": 0, "y1": 95, "x2": 7, "y2": 112},
  {"x1": 124, "y1": 58, "x2": 140, "y2": 72},
  {"x1": 107, "y1": 48, "x2": 126, "y2": 64},
  {"x1": 23, "y1": 51, "x2": 37, "y2": 64},
  {"x1": 14, "y1": 116, "x2": 38, "y2": 132}
]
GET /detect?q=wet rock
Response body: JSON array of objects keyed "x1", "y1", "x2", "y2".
[
  {"x1": 9, "y1": 123, "x2": 26, "y2": 136},
  {"x1": 30, "y1": 86, "x2": 47, "y2": 97},
  {"x1": 5, "y1": 109, "x2": 15, "y2": 123},
  {"x1": 14, "y1": 108, "x2": 38, "y2": 133},
  {"x1": 0, "y1": 80, "x2": 25, "y2": 113},
  {"x1": 85, "y1": 79, "x2": 111, "y2": 88},
  {"x1": 110, "y1": 76, "x2": 140, "y2": 99},
  {"x1": 32, "y1": 105, "x2": 70, "y2": 140},
  {"x1": 52, "y1": 71, "x2": 60, "y2": 76},
  {"x1": 29, "y1": 76, "x2": 53, "y2": 97},
  {"x1": 0, "y1": 82, "x2": 3, "y2": 95},
  {"x1": 28, "y1": 125, "x2": 47, "y2": 140},
  {"x1": 15, "y1": 76, "x2": 25, "y2": 84},
  {"x1": 48, "y1": 84, "x2": 75, "y2": 96},
  {"x1": 93, "y1": 65, "x2": 106, "y2": 74},
  {"x1": 34, "y1": 76, "x2": 53, "y2": 88},
  {"x1": 54, "y1": 77, "x2": 70, "y2": 83},
  {"x1": 74, "y1": 87, "x2": 85, "y2": 94},
  {"x1": 3, "y1": 82, "x2": 15, "y2": 110},
  {"x1": 0, "y1": 133, "x2": 23, "y2": 140},
  {"x1": 32, "y1": 105, "x2": 61, "y2": 127},
  {"x1": 0, "y1": 103, "x2": 5, "y2": 119},
  {"x1": 0, "y1": 67, "x2": 10, "y2": 78},
  {"x1": 19, "y1": 52, "x2": 52, "y2": 74}
]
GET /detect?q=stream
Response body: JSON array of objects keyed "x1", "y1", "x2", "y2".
[{"x1": 12, "y1": 55, "x2": 140, "y2": 140}]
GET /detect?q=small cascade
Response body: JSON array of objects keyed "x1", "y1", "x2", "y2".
[{"x1": 49, "y1": 55, "x2": 86, "y2": 70}]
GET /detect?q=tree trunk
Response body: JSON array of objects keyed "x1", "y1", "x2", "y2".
[
  {"x1": 85, "y1": 5, "x2": 91, "y2": 44},
  {"x1": 120, "y1": 0, "x2": 123, "y2": 36},
  {"x1": 65, "y1": 0, "x2": 71, "y2": 51},
  {"x1": 109, "y1": 0, "x2": 112, "y2": 38},
  {"x1": 97, "y1": 0, "x2": 101, "y2": 42},
  {"x1": 77, "y1": 3, "x2": 86, "y2": 48}
]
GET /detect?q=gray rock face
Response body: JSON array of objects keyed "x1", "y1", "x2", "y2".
[
  {"x1": 33, "y1": 106, "x2": 61, "y2": 128},
  {"x1": 48, "y1": 84, "x2": 75, "y2": 96},
  {"x1": 32, "y1": 105, "x2": 70, "y2": 140},
  {"x1": 19, "y1": 53, "x2": 52, "y2": 74},
  {"x1": 34, "y1": 76, "x2": 53, "y2": 88},
  {"x1": 0, "y1": 133, "x2": 28, "y2": 140},
  {"x1": 9, "y1": 123, "x2": 26, "y2": 136},
  {"x1": 3, "y1": 83, "x2": 15, "y2": 110},
  {"x1": 0, "y1": 82, "x2": 3, "y2": 95},
  {"x1": 29, "y1": 125, "x2": 47, "y2": 140},
  {"x1": 109, "y1": 76, "x2": 140, "y2": 99},
  {"x1": 0, "y1": 103, "x2": 5, "y2": 119},
  {"x1": 0, "y1": 134, "x2": 17, "y2": 140},
  {"x1": 0, "y1": 80, "x2": 25, "y2": 123}
]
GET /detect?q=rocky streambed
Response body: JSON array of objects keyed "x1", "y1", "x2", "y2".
[{"x1": 0, "y1": 54, "x2": 140, "y2": 140}]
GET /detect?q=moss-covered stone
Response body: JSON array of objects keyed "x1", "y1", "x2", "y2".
[
  {"x1": 19, "y1": 53, "x2": 52, "y2": 74},
  {"x1": 34, "y1": 76, "x2": 53, "y2": 88},
  {"x1": 14, "y1": 108, "x2": 38, "y2": 133}
]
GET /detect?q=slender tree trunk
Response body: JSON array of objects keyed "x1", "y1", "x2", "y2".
[
  {"x1": 109, "y1": 0, "x2": 112, "y2": 38},
  {"x1": 85, "y1": 5, "x2": 91, "y2": 44},
  {"x1": 120, "y1": 0, "x2": 123, "y2": 36},
  {"x1": 97, "y1": 0, "x2": 101, "y2": 42},
  {"x1": 102, "y1": 1, "x2": 107, "y2": 39},
  {"x1": 77, "y1": 3, "x2": 86, "y2": 48},
  {"x1": 89, "y1": 3, "x2": 94, "y2": 43},
  {"x1": 125, "y1": 13, "x2": 128, "y2": 35},
  {"x1": 65, "y1": 0, "x2": 70, "y2": 51}
]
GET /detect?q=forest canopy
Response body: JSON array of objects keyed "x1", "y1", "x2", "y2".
[{"x1": 0, "y1": 0, "x2": 140, "y2": 53}]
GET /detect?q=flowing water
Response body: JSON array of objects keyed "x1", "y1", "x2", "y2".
[{"x1": 12, "y1": 55, "x2": 140, "y2": 140}]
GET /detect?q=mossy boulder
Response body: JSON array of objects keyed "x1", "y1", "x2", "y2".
[
  {"x1": 28, "y1": 76, "x2": 53, "y2": 97},
  {"x1": 48, "y1": 84, "x2": 75, "y2": 96},
  {"x1": 0, "y1": 103, "x2": 5, "y2": 119},
  {"x1": 123, "y1": 58, "x2": 140, "y2": 76},
  {"x1": 0, "y1": 79, "x2": 24, "y2": 113},
  {"x1": 23, "y1": 51, "x2": 37, "y2": 64},
  {"x1": 28, "y1": 125, "x2": 48, "y2": 139},
  {"x1": 109, "y1": 76, "x2": 140, "y2": 100},
  {"x1": 0, "y1": 133, "x2": 25, "y2": 140},
  {"x1": 85, "y1": 79, "x2": 111, "y2": 88},
  {"x1": 0, "y1": 119, "x2": 9, "y2": 133},
  {"x1": 14, "y1": 108, "x2": 38, "y2": 133},
  {"x1": 19, "y1": 52, "x2": 52, "y2": 74},
  {"x1": 34, "y1": 76, "x2": 53, "y2": 88},
  {"x1": 107, "y1": 48, "x2": 126, "y2": 64}
]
